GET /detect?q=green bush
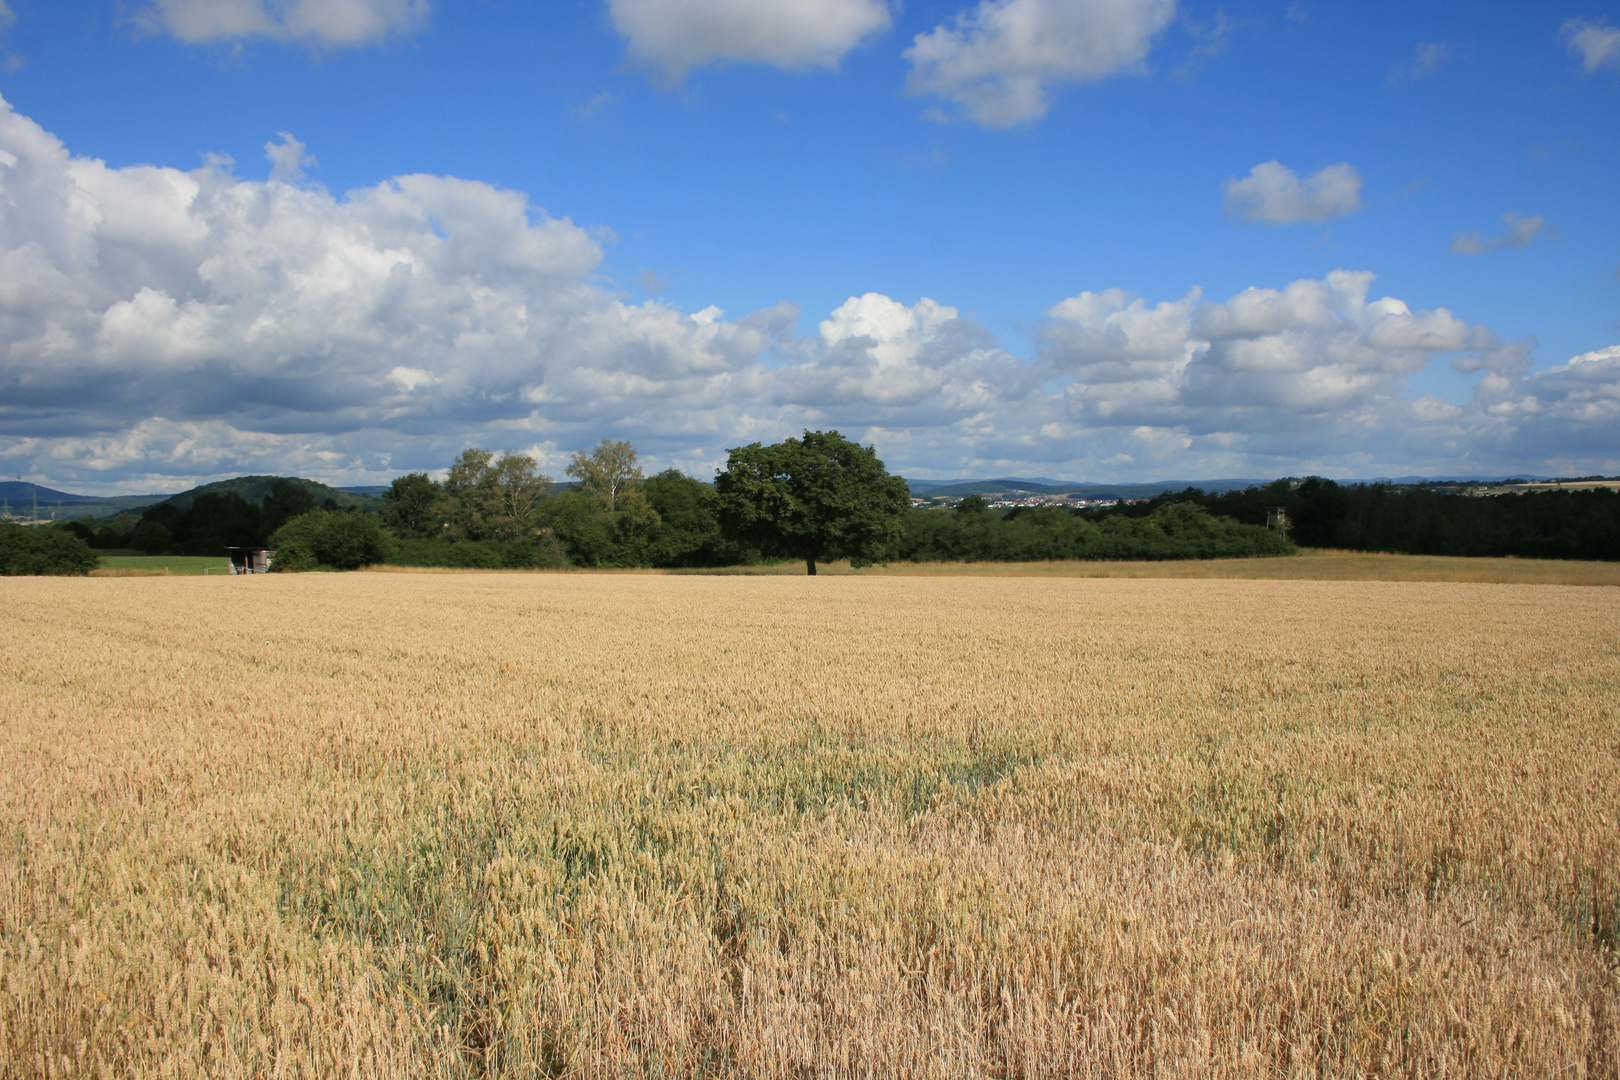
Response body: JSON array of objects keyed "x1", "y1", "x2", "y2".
[
  {"x1": 268, "y1": 510, "x2": 389, "y2": 571},
  {"x1": 0, "y1": 523, "x2": 100, "y2": 575},
  {"x1": 384, "y1": 536, "x2": 569, "y2": 570}
]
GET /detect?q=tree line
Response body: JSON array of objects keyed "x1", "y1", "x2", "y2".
[
  {"x1": 18, "y1": 432, "x2": 1615, "y2": 576},
  {"x1": 266, "y1": 432, "x2": 1291, "y2": 573},
  {"x1": 1110, "y1": 477, "x2": 1620, "y2": 561},
  {"x1": 897, "y1": 496, "x2": 1293, "y2": 562},
  {"x1": 368, "y1": 432, "x2": 914, "y2": 574},
  {"x1": 344, "y1": 441, "x2": 736, "y2": 571},
  {"x1": 8, "y1": 430, "x2": 1291, "y2": 574}
]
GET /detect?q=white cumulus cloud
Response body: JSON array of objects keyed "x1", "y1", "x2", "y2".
[
  {"x1": 1570, "y1": 345, "x2": 1620, "y2": 366},
  {"x1": 0, "y1": 94, "x2": 1615, "y2": 490},
  {"x1": 904, "y1": 0, "x2": 1177, "y2": 127},
  {"x1": 793, "y1": 293, "x2": 1025, "y2": 409},
  {"x1": 264, "y1": 132, "x2": 315, "y2": 183},
  {"x1": 607, "y1": 0, "x2": 891, "y2": 80},
  {"x1": 1035, "y1": 270, "x2": 1571, "y2": 471},
  {"x1": 1222, "y1": 161, "x2": 1363, "y2": 224},
  {"x1": 0, "y1": 91, "x2": 793, "y2": 487},
  {"x1": 1562, "y1": 17, "x2": 1620, "y2": 72},
  {"x1": 133, "y1": 0, "x2": 429, "y2": 48}
]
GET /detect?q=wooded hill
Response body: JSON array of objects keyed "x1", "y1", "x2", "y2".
[
  {"x1": 159, "y1": 476, "x2": 380, "y2": 512},
  {"x1": 0, "y1": 476, "x2": 380, "y2": 521},
  {"x1": 904, "y1": 477, "x2": 1268, "y2": 500}
]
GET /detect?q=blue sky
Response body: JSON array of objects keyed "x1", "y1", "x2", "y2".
[{"x1": 0, "y1": 0, "x2": 1616, "y2": 492}]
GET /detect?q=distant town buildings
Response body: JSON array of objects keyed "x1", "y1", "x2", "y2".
[{"x1": 911, "y1": 494, "x2": 1151, "y2": 511}]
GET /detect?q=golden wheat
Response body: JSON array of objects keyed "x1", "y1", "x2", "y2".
[{"x1": 1, "y1": 573, "x2": 1616, "y2": 1077}]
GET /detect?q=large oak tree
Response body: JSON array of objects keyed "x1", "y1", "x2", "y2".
[{"x1": 713, "y1": 430, "x2": 909, "y2": 575}]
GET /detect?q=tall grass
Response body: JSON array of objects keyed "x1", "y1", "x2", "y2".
[{"x1": 1, "y1": 574, "x2": 1615, "y2": 1077}]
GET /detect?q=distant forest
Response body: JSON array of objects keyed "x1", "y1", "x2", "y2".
[
  {"x1": 1109, "y1": 478, "x2": 1620, "y2": 562},
  {"x1": 15, "y1": 450, "x2": 1620, "y2": 573}
]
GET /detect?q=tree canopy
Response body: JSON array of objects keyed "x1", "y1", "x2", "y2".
[
  {"x1": 713, "y1": 429, "x2": 910, "y2": 574},
  {"x1": 260, "y1": 480, "x2": 318, "y2": 537},
  {"x1": 380, "y1": 473, "x2": 442, "y2": 538},
  {"x1": 896, "y1": 500, "x2": 1293, "y2": 562},
  {"x1": 567, "y1": 439, "x2": 643, "y2": 512},
  {"x1": 268, "y1": 510, "x2": 389, "y2": 571},
  {"x1": 442, "y1": 449, "x2": 554, "y2": 542},
  {"x1": 0, "y1": 522, "x2": 99, "y2": 575},
  {"x1": 1108, "y1": 478, "x2": 1620, "y2": 560}
]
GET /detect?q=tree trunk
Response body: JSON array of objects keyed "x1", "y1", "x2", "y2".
[{"x1": 805, "y1": 556, "x2": 817, "y2": 575}]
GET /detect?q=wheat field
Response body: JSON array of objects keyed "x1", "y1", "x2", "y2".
[{"x1": 1, "y1": 573, "x2": 1616, "y2": 1078}]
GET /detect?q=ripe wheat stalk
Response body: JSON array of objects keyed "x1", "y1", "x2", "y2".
[{"x1": 1, "y1": 574, "x2": 1615, "y2": 1077}]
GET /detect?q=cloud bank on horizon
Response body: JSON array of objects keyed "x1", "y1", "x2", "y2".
[{"x1": 0, "y1": 91, "x2": 1614, "y2": 495}]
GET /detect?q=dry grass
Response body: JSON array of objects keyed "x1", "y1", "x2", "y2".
[
  {"x1": 1, "y1": 573, "x2": 1616, "y2": 1078},
  {"x1": 85, "y1": 567, "x2": 170, "y2": 577},
  {"x1": 90, "y1": 556, "x2": 232, "y2": 577},
  {"x1": 664, "y1": 549, "x2": 1620, "y2": 586}
]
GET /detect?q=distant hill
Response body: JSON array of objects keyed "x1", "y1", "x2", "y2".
[
  {"x1": 0, "y1": 481, "x2": 82, "y2": 504},
  {"x1": 900, "y1": 475, "x2": 1576, "y2": 500},
  {"x1": 0, "y1": 481, "x2": 167, "y2": 520},
  {"x1": 903, "y1": 476, "x2": 1070, "y2": 493},
  {"x1": 0, "y1": 476, "x2": 388, "y2": 522},
  {"x1": 162, "y1": 476, "x2": 381, "y2": 511},
  {"x1": 903, "y1": 477, "x2": 1271, "y2": 500}
]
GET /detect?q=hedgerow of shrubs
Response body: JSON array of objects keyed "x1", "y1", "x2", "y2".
[
  {"x1": 895, "y1": 501, "x2": 1293, "y2": 562},
  {"x1": 0, "y1": 522, "x2": 100, "y2": 575},
  {"x1": 268, "y1": 510, "x2": 390, "y2": 572},
  {"x1": 384, "y1": 536, "x2": 569, "y2": 570}
]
